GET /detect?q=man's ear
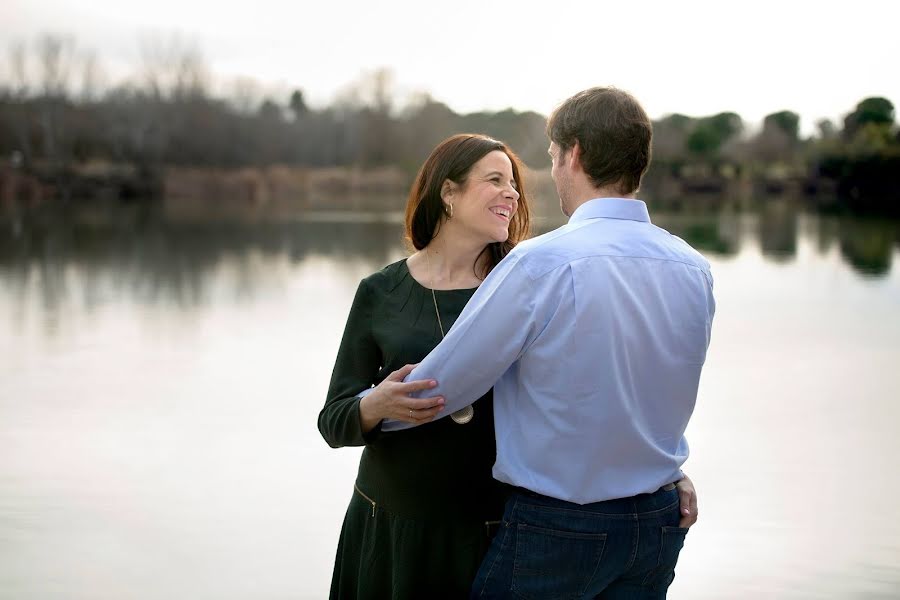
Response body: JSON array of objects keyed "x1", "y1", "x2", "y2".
[{"x1": 569, "y1": 142, "x2": 584, "y2": 173}]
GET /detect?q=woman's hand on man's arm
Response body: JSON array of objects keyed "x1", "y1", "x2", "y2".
[{"x1": 357, "y1": 364, "x2": 446, "y2": 433}]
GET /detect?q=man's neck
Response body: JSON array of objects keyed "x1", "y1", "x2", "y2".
[{"x1": 567, "y1": 185, "x2": 636, "y2": 216}]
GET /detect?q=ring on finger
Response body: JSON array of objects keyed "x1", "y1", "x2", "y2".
[{"x1": 409, "y1": 408, "x2": 412, "y2": 418}]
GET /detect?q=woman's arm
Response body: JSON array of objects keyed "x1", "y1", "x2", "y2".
[
  {"x1": 317, "y1": 279, "x2": 383, "y2": 448},
  {"x1": 319, "y1": 277, "x2": 458, "y2": 446}
]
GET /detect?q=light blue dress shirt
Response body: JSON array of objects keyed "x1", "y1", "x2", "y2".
[{"x1": 379, "y1": 198, "x2": 715, "y2": 505}]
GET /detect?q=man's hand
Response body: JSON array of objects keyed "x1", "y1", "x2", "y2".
[{"x1": 676, "y1": 473, "x2": 699, "y2": 528}]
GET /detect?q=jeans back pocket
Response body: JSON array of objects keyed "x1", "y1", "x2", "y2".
[
  {"x1": 511, "y1": 522, "x2": 607, "y2": 600},
  {"x1": 642, "y1": 526, "x2": 689, "y2": 592}
]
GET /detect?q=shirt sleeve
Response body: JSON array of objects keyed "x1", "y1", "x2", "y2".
[
  {"x1": 318, "y1": 279, "x2": 383, "y2": 447},
  {"x1": 380, "y1": 254, "x2": 543, "y2": 432}
]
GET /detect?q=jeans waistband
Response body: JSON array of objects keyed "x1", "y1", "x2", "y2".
[{"x1": 510, "y1": 481, "x2": 679, "y2": 515}]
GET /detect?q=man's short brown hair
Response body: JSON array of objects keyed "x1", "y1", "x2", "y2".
[{"x1": 547, "y1": 87, "x2": 652, "y2": 195}]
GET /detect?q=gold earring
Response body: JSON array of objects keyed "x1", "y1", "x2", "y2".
[{"x1": 444, "y1": 203, "x2": 453, "y2": 219}]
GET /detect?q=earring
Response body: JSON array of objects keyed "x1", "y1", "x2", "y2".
[{"x1": 444, "y1": 203, "x2": 453, "y2": 219}]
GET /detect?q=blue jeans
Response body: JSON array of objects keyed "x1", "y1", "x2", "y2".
[{"x1": 471, "y1": 485, "x2": 688, "y2": 599}]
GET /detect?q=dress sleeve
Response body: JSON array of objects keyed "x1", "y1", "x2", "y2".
[{"x1": 318, "y1": 278, "x2": 383, "y2": 448}]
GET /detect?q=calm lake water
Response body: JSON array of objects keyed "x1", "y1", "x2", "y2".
[{"x1": 1, "y1": 201, "x2": 899, "y2": 599}]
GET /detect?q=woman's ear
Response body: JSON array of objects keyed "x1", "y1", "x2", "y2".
[{"x1": 440, "y1": 179, "x2": 456, "y2": 202}]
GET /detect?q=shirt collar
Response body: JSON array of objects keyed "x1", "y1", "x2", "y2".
[{"x1": 568, "y1": 198, "x2": 651, "y2": 224}]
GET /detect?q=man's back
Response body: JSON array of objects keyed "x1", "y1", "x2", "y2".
[
  {"x1": 491, "y1": 198, "x2": 715, "y2": 504},
  {"x1": 470, "y1": 86, "x2": 709, "y2": 597}
]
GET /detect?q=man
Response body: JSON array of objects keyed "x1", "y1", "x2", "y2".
[{"x1": 374, "y1": 87, "x2": 715, "y2": 598}]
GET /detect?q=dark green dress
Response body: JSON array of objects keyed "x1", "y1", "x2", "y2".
[{"x1": 318, "y1": 259, "x2": 508, "y2": 600}]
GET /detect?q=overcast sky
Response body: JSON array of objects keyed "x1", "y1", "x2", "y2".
[{"x1": 3, "y1": 0, "x2": 899, "y2": 134}]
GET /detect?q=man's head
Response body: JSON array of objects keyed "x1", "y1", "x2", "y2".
[{"x1": 547, "y1": 87, "x2": 652, "y2": 215}]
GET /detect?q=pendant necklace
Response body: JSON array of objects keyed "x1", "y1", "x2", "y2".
[{"x1": 425, "y1": 249, "x2": 475, "y2": 425}]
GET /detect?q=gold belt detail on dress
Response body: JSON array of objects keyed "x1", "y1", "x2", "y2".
[{"x1": 353, "y1": 483, "x2": 376, "y2": 517}]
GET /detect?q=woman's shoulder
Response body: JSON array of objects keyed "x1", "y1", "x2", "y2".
[{"x1": 359, "y1": 258, "x2": 411, "y2": 292}]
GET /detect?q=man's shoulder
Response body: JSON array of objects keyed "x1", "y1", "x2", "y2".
[
  {"x1": 510, "y1": 225, "x2": 571, "y2": 257},
  {"x1": 507, "y1": 223, "x2": 587, "y2": 279},
  {"x1": 647, "y1": 225, "x2": 712, "y2": 272},
  {"x1": 510, "y1": 219, "x2": 712, "y2": 280}
]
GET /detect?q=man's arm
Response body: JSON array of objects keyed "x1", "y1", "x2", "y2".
[{"x1": 380, "y1": 254, "x2": 544, "y2": 431}]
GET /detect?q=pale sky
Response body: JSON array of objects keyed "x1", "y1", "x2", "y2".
[{"x1": 3, "y1": 0, "x2": 899, "y2": 134}]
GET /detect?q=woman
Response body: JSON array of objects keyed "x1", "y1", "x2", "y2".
[{"x1": 319, "y1": 134, "x2": 530, "y2": 599}]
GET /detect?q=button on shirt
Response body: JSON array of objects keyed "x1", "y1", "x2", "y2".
[{"x1": 380, "y1": 198, "x2": 716, "y2": 505}]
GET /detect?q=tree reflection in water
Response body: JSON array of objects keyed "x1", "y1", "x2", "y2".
[
  {"x1": 0, "y1": 203, "x2": 403, "y2": 318},
  {"x1": 838, "y1": 219, "x2": 896, "y2": 276},
  {"x1": 1, "y1": 199, "x2": 898, "y2": 321}
]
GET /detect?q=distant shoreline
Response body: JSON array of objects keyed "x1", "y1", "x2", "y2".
[{"x1": 0, "y1": 160, "x2": 893, "y2": 219}]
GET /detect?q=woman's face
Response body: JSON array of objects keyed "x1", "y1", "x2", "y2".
[{"x1": 444, "y1": 150, "x2": 520, "y2": 244}]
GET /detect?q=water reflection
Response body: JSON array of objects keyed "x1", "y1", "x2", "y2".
[
  {"x1": 653, "y1": 214, "x2": 742, "y2": 256},
  {"x1": 2, "y1": 201, "x2": 899, "y2": 313},
  {"x1": 838, "y1": 219, "x2": 896, "y2": 276},
  {"x1": 758, "y1": 202, "x2": 799, "y2": 261},
  {"x1": 2, "y1": 199, "x2": 900, "y2": 599},
  {"x1": 1, "y1": 206, "x2": 405, "y2": 319}
]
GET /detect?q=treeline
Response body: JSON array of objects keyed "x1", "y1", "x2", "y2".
[
  {"x1": 0, "y1": 35, "x2": 547, "y2": 173},
  {"x1": 649, "y1": 99, "x2": 900, "y2": 212},
  {"x1": 1, "y1": 34, "x2": 898, "y2": 213}
]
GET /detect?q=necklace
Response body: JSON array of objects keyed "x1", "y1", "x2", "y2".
[{"x1": 424, "y1": 249, "x2": 475, "y2": 425}]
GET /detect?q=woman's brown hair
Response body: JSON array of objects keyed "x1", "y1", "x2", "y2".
[{"x1": 404, "y1": 134, "x2": 531, "y2": 278}]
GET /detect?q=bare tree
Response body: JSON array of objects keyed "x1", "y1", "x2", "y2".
[
  {"x1": 36, "y1": 34, "x2": 76, "y2": 99},
  {"x1": 33, "y1": 34, "x2": 80, "y2": 167},
  {"x1": 78, "y1": 51, "x2": 105, "y2": 103},
  {"x1": 6, "y1": 41, "x2": 33, "y2": 165},
  {"x1": 9, "y1": 41, "x2": 30, "y2": 98},
  {"x1": 229, "y1": 76, "x2": 263, "y2": 114},
  {"x1": 366, "y1": 67, "x2": 394, "y2": 115},
  {"x1": 138, "y1": 33, "x2": 209, "y2": 100},
  {"x1": 338, "y1": 68, "x2": 397, "y2": 165}
]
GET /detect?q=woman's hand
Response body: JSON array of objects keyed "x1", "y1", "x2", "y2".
[
  {"x1": 676, "y1": 473, "x2": 699, "y2": 528},
  {"x1": 358, "y1": 364, "x2": 445, "y2": 432}
]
